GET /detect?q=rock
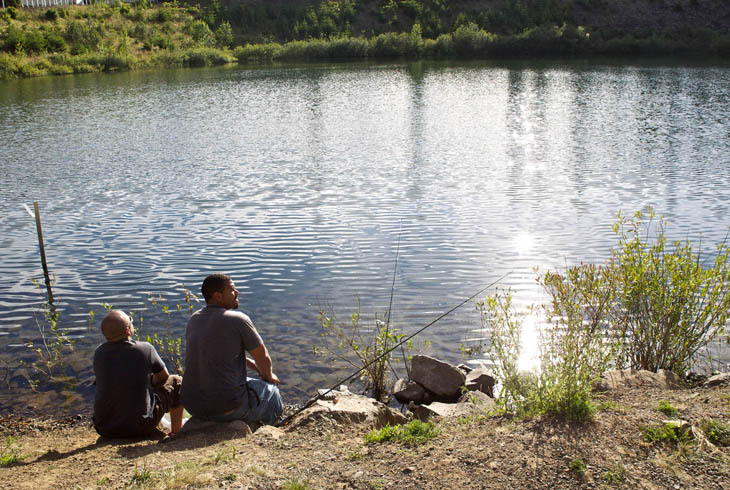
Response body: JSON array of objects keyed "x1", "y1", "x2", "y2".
[
  {"x1": 457, "y1": 363, "x2": 473, "y2": 374},
  {"x1": 465, "y1": 368, "x2": 496, "y2": 397},
  {"x1": 288, "y1": 392, "x2": 407, "y2": 430},
  {"x1": 594, "y1": 369, "x2": 686, "y2": 391},
  {"x1": 253, "y1": 425, "x2": 285, "y2": 440},
  {"x1": 415, "y1": 391, "x2": 495, "y2": 420},
  {"x1": 703, "y1": 372, "x2": 730, "y2": 387},
  {"x1": 410, "y1": 355, "x2": 466, "y2": 398},
  {"x1": 176, "y1": 417, "x2": 253, "y2": 438},
  {"x1": 392, "y1": 379, "x2": 428, "y2": 404}
]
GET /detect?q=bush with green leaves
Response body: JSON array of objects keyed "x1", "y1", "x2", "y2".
[
  {"x1": 214, "y1": 21, "x2": 233, "y2": 49},
  {"x1": 701, "y1": 419, "x2": 730, "y2": 447},
  {"x1": 317, "y1": 303, "x2": 412, "y2": 401},
  {"x1": 657, "y1": 400, "x2": 678, "y2": 416},
  {"x1": 187, "y1": 19, "x2": 215, "y2": 47},
  {"x1": 609, "y1": 208, "x2": 730, "y2": 375},
  {"x1": 641, "y1": 421, "x2": 691, "y2": 444},
  {"x1": 0, "y1": 436, "x2": 22, "y2": 467}
]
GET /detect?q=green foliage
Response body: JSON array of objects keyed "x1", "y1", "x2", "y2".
[
  {"x1": 214, "y1": 21, "x2": 233, "y2": 49},
  {"x1": 22, "y1": 277, "x2": 78, "y2": 390},
  {"x1": 610, "y1": 208, "x2": 730, "y2": 375},
  {"x1": 5, "y1": 0, "x2": 20, "y2": 10},
  {"x1": 641, "y1": 422, "x2": 691, "y2": 444},
  {"x1": 317, "y1": 302, "x2": 413, "y2": 401},
  {"x1": 600, "y1": 462, "x2": 626, "y2": 483},
  {"x1": 65, "y1": 20, "x2": 103, "y2": 54},
  {"x1": 129, "y1": 462, "x2": 153, "y2": 486},
  {"x1": 701, "y1": 419, "x2": 730, "y2": 447},
  {"x1": 569, "y1": 458, "x2": 586, "y2": 476},
  {"x1": 150, "y1": 6, "x2": 174, "y2": 23},
  {"x1": 657, "y1": 400, "x2": 678, "y2": 416},
  {"x1": 282, "y1": 479, "x2": 311, "y2": 490},
  {"x1": 364, "y1": 420, "x2": 440, "y2": 446},
  {"x1": 187, "y1": 19, "x2": 215, "y2": 47},
  {"x1": 0, "y1": 436, "x2": 22, "y2": 467}
]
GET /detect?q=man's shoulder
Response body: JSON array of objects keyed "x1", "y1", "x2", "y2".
[{"x1": 222, "y1": 309, "x2": 253, "y2": 324}]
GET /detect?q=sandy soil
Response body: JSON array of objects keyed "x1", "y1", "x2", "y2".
[{"x1": 1, "y1": 381, "x2": 729, "y2": 489}]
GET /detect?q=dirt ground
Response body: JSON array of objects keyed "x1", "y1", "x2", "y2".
[{"x1": 1, "y1": 382, "x2": 729, "y2": 489}]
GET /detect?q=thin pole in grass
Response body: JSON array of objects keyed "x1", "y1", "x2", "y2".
[{"x1": 25, "y1": 202, "x2": 55, "y2": 305}]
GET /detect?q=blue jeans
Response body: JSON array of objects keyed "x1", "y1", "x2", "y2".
[{"x1": 207, "y1": 378, "x2": 283, "y2": 424}]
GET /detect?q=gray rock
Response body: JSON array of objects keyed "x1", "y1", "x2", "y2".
[
  {"x1": 415, "y1": 391, "x2": 495, "y2": 420},
  {"x1": 594, "y1": 369, "x2": 686, "y2": 391},
  {"x1": 703, "y1": 372, "x2": 730, "y2": 387},
  {"x1": 288, "y1": 392, "x2": 407, "y2": 430},
  {"x1": 465, "y1": 368, "x2": 496, "y2": 397},
  {"x1": 392, "y1": 379, "x2": 428, "y2": 404},
  {"x1": 176, "y1": 417, "x2": 253, "y2": 438},
  {"x1": 410, "y1": 355, "x2": 466, "y2": 398}
]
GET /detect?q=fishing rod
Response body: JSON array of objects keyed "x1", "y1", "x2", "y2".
[
  {"x1": 276, "y1": 270, "x2": 512, "y2": 427},
  {"x1": 385, "y1": 222, "x2": 403, "y2": 378}
]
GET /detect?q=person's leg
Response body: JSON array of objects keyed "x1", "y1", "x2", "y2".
[
  {"x1": 153, "y1": 374, "x2": 183, "y2": 433},
  {"x1": 243, "y1": 378, "x2": 283, "y2": 424}
]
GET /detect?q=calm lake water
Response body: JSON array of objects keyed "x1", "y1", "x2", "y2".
[{"x1": 1, "y1": 59, "x2": 729, "y2": 416}]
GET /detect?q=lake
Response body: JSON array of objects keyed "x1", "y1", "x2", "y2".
[{"x1": 1, "y1": 59, "x2": 729, "y2": 415}]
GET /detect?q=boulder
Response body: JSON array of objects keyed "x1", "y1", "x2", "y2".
[
  {"x1": 392, "y1": 379, "x2": 428, "y2": 404},
  {"x1": 465, "y1": 368, "x2": 496, "y2": 398},
  {"x1": 703, "y1": 372, "x2": 730, "y2": 388},
  {"x1": 594, "y1": 369, "x2": 686, "y2": 391},
  {"x1": 415, "y1": 391, "x2": 495, "y2": 420},
  {"x1": 410, "y1": 355, "x2": 466, "y2": 398},
  {"x1": 175, "y1": 417, "x2": 253, "y2": 438},
  {"x1": 287, "y1": 391, "x2": 406, "y2": 430}
]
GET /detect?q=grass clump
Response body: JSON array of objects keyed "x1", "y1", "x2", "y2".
[
  {"x1": 641, "y1": 422, "x2": 691, "y2": 445},
  {"x1": 657, "y1": 400, "x2": 678, "y2": 416},
  {"x1": 282, "y1": 479, "x2": 311, "y2": 490},
  {"x1": 569, "y1": 458, "x2": 587, "y2": 476},
  {"x1": 700, "y1": 419, "x2": 730, "y2": 447},
  {"x1": 600, "y1": 462, "x2": 627, "y2": 483},
  {"x1": 364, "y1": 420, "x2": 440, "y2": 446},
  {"x1": 0, "y1": 436, "x2": 23, "y2": 467}
]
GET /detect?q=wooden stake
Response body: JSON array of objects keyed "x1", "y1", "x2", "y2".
[{"x1": 33, "y1": 202, "x2": 54, "y2": 305}]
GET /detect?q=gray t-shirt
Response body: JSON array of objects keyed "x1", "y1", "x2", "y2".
[
  {"x1": 93, "y1": 339, "x2": 165, "y2": 437},
  {"x1": 180, "y1": 305, "x2": 263, "y2": 416}
]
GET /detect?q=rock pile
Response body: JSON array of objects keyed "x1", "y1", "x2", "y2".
[{"x1": 392, "y1": 355, "x2": 497, "y2": 420}]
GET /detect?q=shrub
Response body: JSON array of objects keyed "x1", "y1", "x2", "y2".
[
  {"x1": 187, "y1": 20, "x2": 215, "y2": 47},
  {"x1": 701, "y1": 419, "x2": 730, "y2": 447},
  {"x1": 569, "y1": 458, "x2": 586, "y2": 476},
  {"x1": 657, "y1": 400, "x2": 678, "y2": 416},
  {"x1": 452, "y1": 22, "x2": 494, "y2": 57},
  {"x1": 610, "y1": 208, "x2": 730, "y2": 375},
  {"x1": 44, "y1": 9, "x2": 59, "y2": 22},
  {"x1": 234, "y1": 42, "x2": 283, "y2": 62},
  {"x1": 214, "y1": 21, "x2": 233, "y2": 49},
  {"x1": 641, "y1": 422, "x2": 691, "y2": 444},
  {"x1": 65, "y1": 21, "x2": 103, "y2": 54},
  {"x1": 150, "y1": 6, "x2": 174, "y2": 23},
  {"x1": 5, "y1": 0, "x2": 20, "y2": 10}
]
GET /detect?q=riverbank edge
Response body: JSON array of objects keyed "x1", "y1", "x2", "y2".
[{"x1": 1, "y1": 379, "x2": 729, "y2": 488}]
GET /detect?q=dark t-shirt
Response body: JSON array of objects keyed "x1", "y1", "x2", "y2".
[
  {"x1": 180, "y1": 305, "x2": 263, "y2": 416},
  {"x1": 93, "y1": 339, "x2": 165, "y2": 437}
]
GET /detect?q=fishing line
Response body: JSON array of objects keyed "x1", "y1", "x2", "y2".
[{"x1": 276, "y1": 270, "x2": 512, "y2": 427}]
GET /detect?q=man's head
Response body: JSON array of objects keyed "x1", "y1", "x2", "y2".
[
  {"x1": 101, "y1": 310, "x2": 134, "y2": 342},
  {"x1": 201, "y1": 274, "x2": 239, "y2": 309}
]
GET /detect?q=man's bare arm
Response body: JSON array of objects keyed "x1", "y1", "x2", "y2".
[
  {"x1": 152, "y1": 366, "x2": 170, "y2": 387},
  {"x1": 248, "y1": 344, "x2": 280, "y2": 384}
]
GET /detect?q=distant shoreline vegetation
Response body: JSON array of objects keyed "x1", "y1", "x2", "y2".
[{"x1": 1, "y1": 1, "x2": 729, "y2": 80}]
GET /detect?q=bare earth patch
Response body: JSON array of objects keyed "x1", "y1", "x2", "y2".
[{"x1": 2, "y1": 383, "x2": 729, "y2": 489}]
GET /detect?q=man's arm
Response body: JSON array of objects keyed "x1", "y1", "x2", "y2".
[
  {"x1": 151, "y1": 366, "x2": 170, "y2": 387},
  {"x1": 248, "y1": 344, "x2": 280, "y2": 384}
]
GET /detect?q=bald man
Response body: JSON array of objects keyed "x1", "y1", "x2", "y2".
[{"x1": 92, "y1": 310, "x2": 183, "y2": 438}]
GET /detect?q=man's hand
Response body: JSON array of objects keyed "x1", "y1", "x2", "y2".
[
  {"x1": 266, "y1": 372, "x2": 281, "y2": 385},
  {"x1": 248, "y1": 344, "x2": 280, "y2": 385}
]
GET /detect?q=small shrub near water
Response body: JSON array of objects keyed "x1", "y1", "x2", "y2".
[
  {"x1": 569, "y1": 458, "x2": 587, "y2": 476},
  {"x1": 0, "y1": 436, "x2": 23, "y2": 467},
  {"x1": 641, "y1": 422, "x2": 691, "y2": 445},
  {"x1": 364, "y1": 420, "x2": 440, "y2": 446},
  {"x1": 701, "y1": 419, "x2": 730, "y2": 447},
  {"x1": 657, "y1": 400, "x2": 678, "y2": 416}
]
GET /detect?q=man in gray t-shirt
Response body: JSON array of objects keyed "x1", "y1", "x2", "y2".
[{"x1": 180, "y1": 274, "x2": 283, "y2": 423}]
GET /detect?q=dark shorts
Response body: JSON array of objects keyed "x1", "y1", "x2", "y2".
[{"x1": 149, "y1": 374, "x2": 182, "y2": 431}]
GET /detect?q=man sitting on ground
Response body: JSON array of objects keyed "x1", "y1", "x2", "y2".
[
  {"x1": 93, "y1": 310, "x2": 183, "y2": 438},
  {"x1": 180, "y1": 274, "x2": 283, "y2": 424}
]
